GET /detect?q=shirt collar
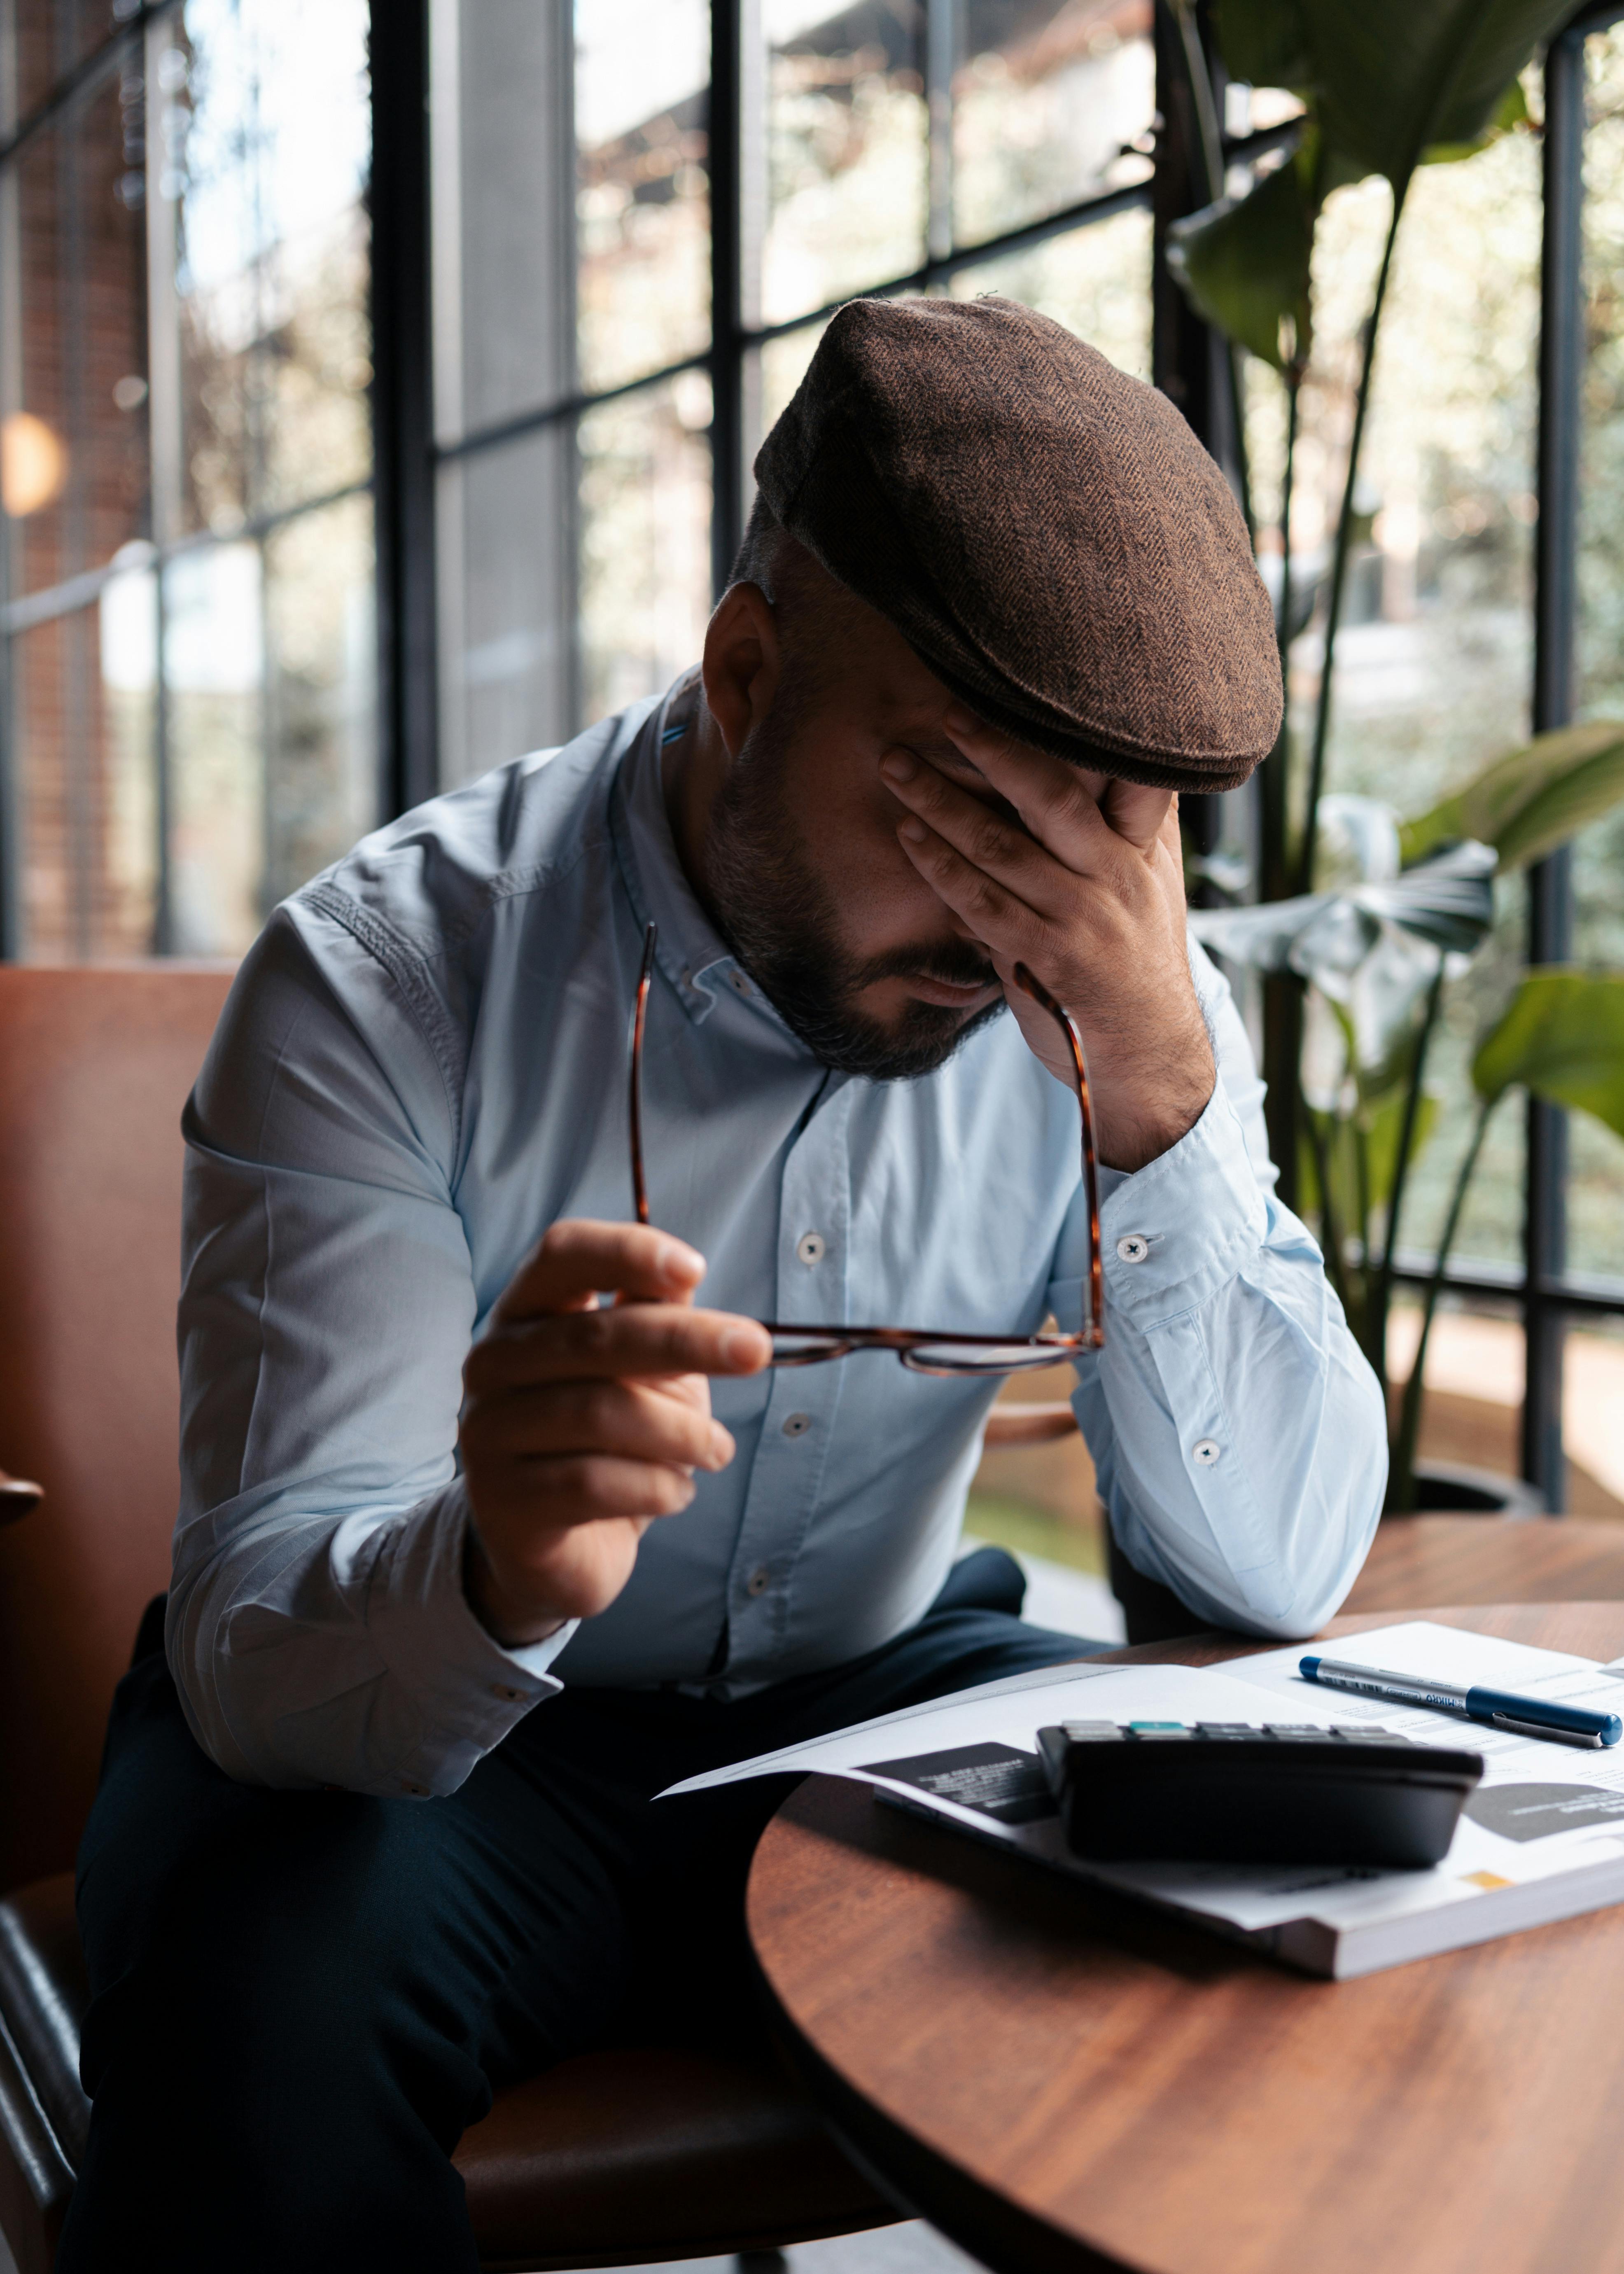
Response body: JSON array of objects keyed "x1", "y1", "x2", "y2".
[{"x1": 609, "y1": 676, "x2": 803, "y2": 1041}]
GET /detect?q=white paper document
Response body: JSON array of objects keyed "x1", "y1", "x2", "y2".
[{"x1": 662, "y1": 1623, "x2": 1624, "y2": 1978}]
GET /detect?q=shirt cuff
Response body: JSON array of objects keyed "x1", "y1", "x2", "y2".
[
  {"x1": 1099, "y1": 1071, "x2": 1268, "y2": 1329},
  {"x1": 357, "y1": 1477, "x2": 577, "y2": 1795}
]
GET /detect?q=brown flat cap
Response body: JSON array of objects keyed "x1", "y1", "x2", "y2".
[{"x1": 754, "y1": 294, "x2": 1281, "y2": 791}]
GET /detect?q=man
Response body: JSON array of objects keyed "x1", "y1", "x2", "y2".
[{"x1": 61, "y1": 297, "x2": 1384, "y2": 2269}]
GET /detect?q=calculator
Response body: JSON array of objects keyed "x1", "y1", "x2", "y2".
[{"x1": 1035, "y1": 1720, "x2": 1484, "y2": 1868}]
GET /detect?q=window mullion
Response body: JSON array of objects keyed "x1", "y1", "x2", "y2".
[{"x1": 1526, "y1": 26, "x2": 1587, "y2": 1507}]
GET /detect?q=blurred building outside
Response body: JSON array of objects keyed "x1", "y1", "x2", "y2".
[{"x1": 1, "y1": 0, "x2": 1622, "y2": 1578}]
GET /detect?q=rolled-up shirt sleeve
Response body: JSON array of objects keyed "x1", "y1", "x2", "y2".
[
  {"x1": 166, "y1": 902, "x2": 573, "y2": 1796},
  {"x1": 1048, "y1": 943, "x2": 1386, "y2": 1637}
]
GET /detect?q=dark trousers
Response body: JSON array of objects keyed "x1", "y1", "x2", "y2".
[{"x1": 58, "y1": 1552, "x2": 1099, "y2": 2272}]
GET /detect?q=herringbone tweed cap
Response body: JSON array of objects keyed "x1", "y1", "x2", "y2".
[{"x1": 754, "y1": 294, "x2": 1281, "y2": 791}]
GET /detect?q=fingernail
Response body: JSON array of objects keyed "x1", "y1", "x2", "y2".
[
  {"x1": 897, "y1": 815, "x2": 927, "y2": 844},
  {"x1": 879, "y1": 749, "x2": 917, "y2": 783},
  {"x1": 658, "y1": 1239, "x2": 705, "y2": 1280},
  {"x1": 710, "y1": 1424, "x2": 735, "y2": 1466},
  {"x1": 943, "y1": 706, "x2": 978, "y2": 734},
  {"x1": 721, "y1": 1325, "x2": 764, "y2": 1368}
]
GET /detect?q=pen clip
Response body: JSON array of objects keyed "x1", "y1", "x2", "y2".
[{"x1": 1489, "y1": 1712, "x2": 1603, "y2": 1750}]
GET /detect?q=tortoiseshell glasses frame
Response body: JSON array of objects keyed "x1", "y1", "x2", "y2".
[{"x1": 627, "y1": 922, "x2": 1103, "y2": 1373}]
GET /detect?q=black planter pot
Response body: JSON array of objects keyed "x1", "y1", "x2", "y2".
[{"x1": 1400, "y1": 1461, "x2": 1546, "y2": 1519}]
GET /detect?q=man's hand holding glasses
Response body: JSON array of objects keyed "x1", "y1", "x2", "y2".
[{"x1": 460, "y1": 1221, "x2": 771, "y2": 1648}]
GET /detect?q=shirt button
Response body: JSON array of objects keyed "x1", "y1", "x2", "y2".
[
  {"x1": 746, "y1": 1565, "x2": 771, "y2": 1597},
  {"x1": 1116, "y1": 1234, "x2": 1150, "y2": 1263},
  {"x1": 402, "y1": 1781, "x2": 429, "y2": 1796},
  {"x1": 492, "y1": 1683, "x2": 526, "y2": 1703},
  {"x1": 796, "y1": 1230, "x2": 826, "y2": 1266},
  {"x1": 729, "y1": 969, "x2": 751, "y2": 995},
  {"x1": 782, "y1": 1411, "x2": 812, "y2": 1437},
  {"x1": 1192, "y1": 1438, "x2": 1221, "y2": 1467}
]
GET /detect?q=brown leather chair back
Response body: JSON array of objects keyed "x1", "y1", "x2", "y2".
[{"x1": 0, "y1": 967, "x2": 232, "y2": 1893}]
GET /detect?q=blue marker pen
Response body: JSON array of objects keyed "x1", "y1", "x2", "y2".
[{"x1": 1300, "y1": 1656, "x2": 1623, "y2": 1750}]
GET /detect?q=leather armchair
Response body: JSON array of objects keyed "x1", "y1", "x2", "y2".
[{"x1": 0, "y1": 968, "x2": 889, "y2": 2274}]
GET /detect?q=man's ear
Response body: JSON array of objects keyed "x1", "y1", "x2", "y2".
[{"x1": 702, "y1": 583, "x2": 780, "y2": 759}]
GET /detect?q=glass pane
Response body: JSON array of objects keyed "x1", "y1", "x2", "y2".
[
  {"x1": 99, "y1": 550, "x2": 160, "y2": 952},
  {"x1": 1573, "y1": 22, "x2": 1624, "y2": 1286},
  {"x1": 1240, "y1": 133, "x2": 1542, "y2": 1277},
  {"x1": 579, "y1": 378, "x2": 712, "y2": 729},
  {"x1": 757, "y1": 317, "x2": 828, "y2": 441},
  {"x1": 431, "y1": 0, "x2": 572, "y2": 444},
  {"x1": 151, "y1": 0, "x2": 371, "y2": 538},
  {"x1": 262, "y1": 492, "x2": 376, "y2": 908},
  {"x1": 762, "y1": 0, "x2": 927, "y2": 328},
  {"x1": 576, "y1": 0, "x2": 710, "y2": 397},
  {"x1": 952, "y1": 0, "x2": 1154, "y2": 252},
  {"x1": 3, "y1": 68, "x2": 148, "y2": 598},
  {"x1": 1395, "y1": 886, "x2": 1528, "y2": 1274},
  {"x1": 9, "y1": 570, "x2": 157, "y2": 960},
  {"x1": 950, "y1": 204, "x2": 1153, "y2": 380},
  {"x1": 164, "y1": 538, "x2": 264, "y2": 954},
  {"x1": 437, "y1": 426, "x2": 576, "y2": 789}
]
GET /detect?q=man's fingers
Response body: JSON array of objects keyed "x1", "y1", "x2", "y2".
[
  {"x1": 467, "y1": 1300, "x2": 771, "y2": 1396},
  {"x1": 934, "y1": 708, "x2": 1171, "y2": 871},
  {"x1": 470, "y1": 1377, "x2": 735, "y2": 1470},
  {"x1": 497, "y1": 1453, "x2": 700, "y2": 1523},
  {"x1": 1102, "y1": 778, "x2": 1176, "y2": 856},
  {"x1": 892, "y1": 810, "x2": 1045, "y2": 957},
  {"x1": 885, "y1": 740, "x2": 1124, "y2": 902},
  {"x1": 493, "y1": 1219, "x2": 706, "y2": 1324}
]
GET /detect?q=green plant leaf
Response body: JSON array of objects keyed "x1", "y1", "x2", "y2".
[
  {"x1": 1421, "y1": 75, "x2": 1531, "y2": 163},
  {"x1": 1472, "y1": 970, "x2": 1624, "y2": 1138},
  {"x1": 1166, "y1": 156, "x2": 1315, "y2": 371},
  {"x1": 1401, "y1": 719, "x2": 1624, "y2": 870},
  {"x1": 1301, "y1": 0, "x2": 1573, "y2": 189},
  {"x1": 1190, "y1": 841, "x2": 1495, "y2": 975},
  {"x1": 1212, "y1": 0, "x2": 1314, "y2": 91},
  {"x1": 1363, "y1": 1086, "x2": 1440, "y2": 1214}
]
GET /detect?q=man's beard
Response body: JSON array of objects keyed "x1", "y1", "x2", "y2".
[{"x1": 701, "y1": 714, "x2": 1006, "y2": 1081}]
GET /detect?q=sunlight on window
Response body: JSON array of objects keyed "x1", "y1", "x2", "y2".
[
  {"x1": 575, "y1": 0, "x2": 711, "y2": 395},
  {"x1": 953, "y1": 0, "x2": 1153, "y2": 250},
  {"x1": 763, "y1": 0, "x2": 927, "y2": 326}
]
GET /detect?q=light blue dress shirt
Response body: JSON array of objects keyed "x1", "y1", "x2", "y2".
[{"x1": 166, "y1": 686, "x2": 1386, "y2": 1796}]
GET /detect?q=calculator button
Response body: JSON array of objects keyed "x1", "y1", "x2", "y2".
[
  {"x1": 1061, "y1": 1721, "x2": 1124, "y2": 1740},
  {"x1": 1129, "y1": 1722, "x2": 1193, "y2": 1740},
  {"x1": 1194, "y1": 1723, "x2": 1256, "y2": 1738},
  {"x1": 1263, "y1": 1725, "x2": 1332, "y2": 1740}
]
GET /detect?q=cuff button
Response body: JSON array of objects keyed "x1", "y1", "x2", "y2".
[
  {"x1": 1192, "y1": 1438, "x2": 1222, "y2": 1467},
  {"x1": 1116, "y1": 1233, "x2": 1150, "y2": 1264}
]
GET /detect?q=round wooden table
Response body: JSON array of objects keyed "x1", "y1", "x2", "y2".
[{"x1": 747, "y1": 1604, "x2": 1624, "y2": 2274}]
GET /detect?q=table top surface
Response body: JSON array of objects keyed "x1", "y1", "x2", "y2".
[{"x1": 747, "y1": 1602, "x2": 1624, "y2": 2274}]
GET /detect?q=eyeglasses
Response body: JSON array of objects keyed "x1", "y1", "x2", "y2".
[{"x1": 627, "y1": 922, "x2": 1104, "y2": 1374}]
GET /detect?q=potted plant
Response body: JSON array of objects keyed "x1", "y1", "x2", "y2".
[
  {"x1": 1165, "y1": 0, "x2": 1581, "y2": 1175},
  {"x1": 1156, "y1": 0, "x2": 1619, "y2": 1510}
]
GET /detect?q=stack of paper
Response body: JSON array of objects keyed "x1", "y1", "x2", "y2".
[{"x1": 663, "y1": 1623, "x2": 1624, "y2": 1978}]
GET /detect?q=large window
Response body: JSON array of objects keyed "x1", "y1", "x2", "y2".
[
  {"x1": 0, "y1": 0, "x2": 375, "y2": 958},
  {"x1": 2, "y1": 0, "x2": 1621, "y2": 1515}
]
